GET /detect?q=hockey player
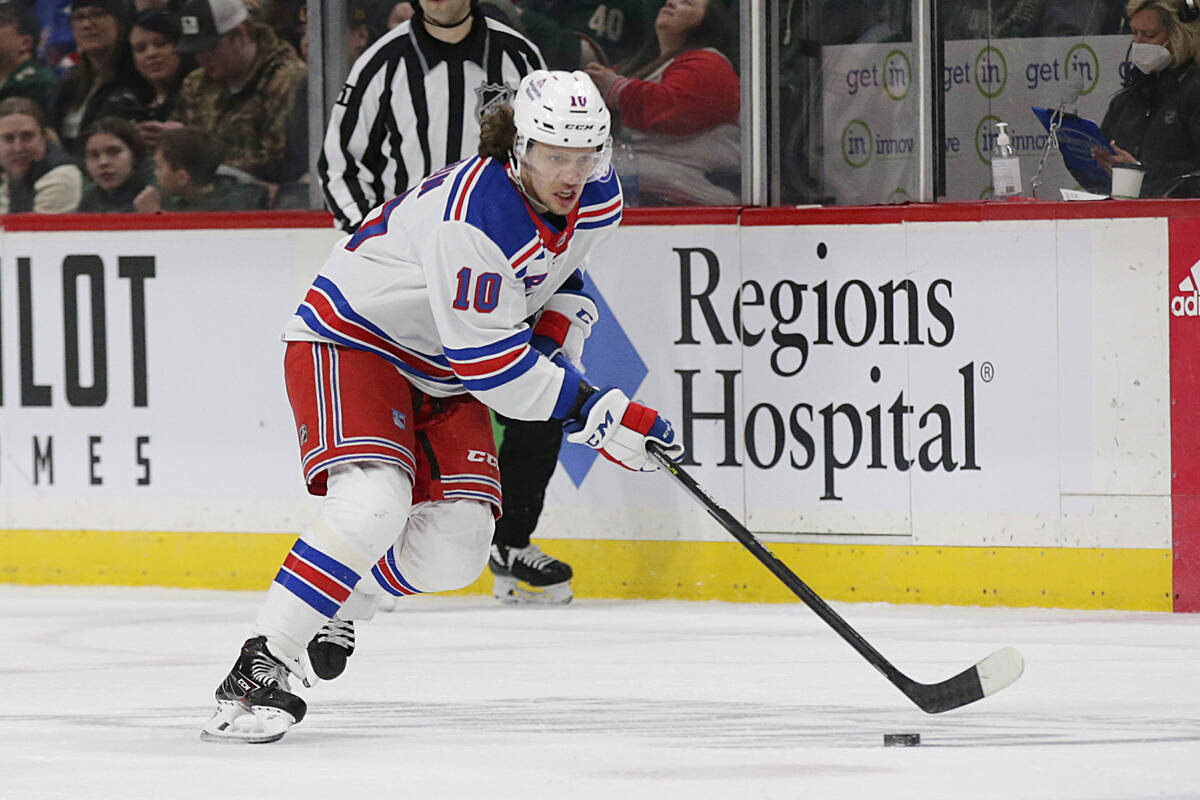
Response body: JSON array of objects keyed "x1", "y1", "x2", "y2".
[
  {"x1": 319, "y1": 0, "x2": 581, "y2": 606},
  {"x1": 201, "y1": 69, "x2": 684, "y2": 743}
]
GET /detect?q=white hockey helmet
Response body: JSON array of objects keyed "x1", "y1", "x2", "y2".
[{"x1": 511, "y1": 69, "x2": 612, "y2": 183}]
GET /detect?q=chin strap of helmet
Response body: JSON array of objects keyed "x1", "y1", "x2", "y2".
[{"x1": 506, "y1": 159, "x2": 550, "y2": 213}]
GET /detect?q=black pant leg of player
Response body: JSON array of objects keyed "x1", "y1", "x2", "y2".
[{"x1": 488, "y1": 414, "x2": 575, "y2": 603}]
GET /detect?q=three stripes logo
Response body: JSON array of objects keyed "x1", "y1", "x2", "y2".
[{"x1": 1173, "y1": 259, "x2": 1200, "y2": 317}]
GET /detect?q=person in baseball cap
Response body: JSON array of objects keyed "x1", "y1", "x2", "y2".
[{"x1": 175, "y1": 0, "x2": 247, "y2": 53}]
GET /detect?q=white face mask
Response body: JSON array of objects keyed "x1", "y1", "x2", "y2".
[{"x1": 1131, "y1": 42, "x2": 1171, "y2": 75}]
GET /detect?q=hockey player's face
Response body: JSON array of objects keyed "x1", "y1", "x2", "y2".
[{"x1": 522, "y1": 142, "x2": 598, "y2": 215}]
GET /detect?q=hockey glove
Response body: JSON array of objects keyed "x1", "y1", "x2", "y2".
[
  {"x1": 564, "y1": 386, "x2": 684, "y2": 472},
  {"x1": 531, "y1": 292, "x2": 598, "y2": 370}
]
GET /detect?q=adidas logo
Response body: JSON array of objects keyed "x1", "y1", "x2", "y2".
[{"x1": 1173, "y1": 260, "x2": 1200, "y2": 317}]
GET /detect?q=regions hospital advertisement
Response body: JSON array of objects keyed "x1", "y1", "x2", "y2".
[{"x1": 0, "y1": 214, "x2": 1182, "y2": 610}]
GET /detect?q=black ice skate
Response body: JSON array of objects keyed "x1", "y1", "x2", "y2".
[
  {"x1": 200, "y1": 636, "x2": 307, "y2": 744},
  {"x1": 307, "y1": 618, "x2": 355, "y2": 680},
  {"x1": 489, "y1": 543, "x2": 573, "y2": 604}
]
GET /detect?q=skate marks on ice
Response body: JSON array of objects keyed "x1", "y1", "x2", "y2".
[{"x1": 21, "y1": 698, "x2": 1200, "y2": 750}]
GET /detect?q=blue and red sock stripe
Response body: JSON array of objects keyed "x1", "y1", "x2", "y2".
[
  {"x1": 371, "y1": 549, "x2": 423, "y2": 597},
  {"x1": 274, "y1": 539, "x2": 361, "y2": 618}
]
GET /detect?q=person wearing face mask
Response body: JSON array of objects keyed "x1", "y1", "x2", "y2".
[{"x1": 1090, "y1": 0, "x2": 1200, "y2": 196}]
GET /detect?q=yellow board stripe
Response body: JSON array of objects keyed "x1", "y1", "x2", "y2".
[{"x1": 0, "y1": 530, "x2": 1172, "y2": 611}]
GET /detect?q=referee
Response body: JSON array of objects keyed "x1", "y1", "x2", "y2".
[
  {"x1": 317, "y1": 0, "x2": 580, "y2": 607},
  {"x1": 319, "y1": 0, "x2": 544, "y2": 232}
]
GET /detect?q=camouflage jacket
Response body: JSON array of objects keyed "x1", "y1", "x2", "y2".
[{"x1": 173, "y1": 21, "x2": 306, "y2": 183}]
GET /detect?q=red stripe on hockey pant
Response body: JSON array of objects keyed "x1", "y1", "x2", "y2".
[
  {"x1": 282, "y1": 552, "x2": 353, "y2": 602},
  {"x1": 621, "y1": 402, "x2": 657, "y2": 435},
  {"x1": 532, "y1": 311, "x2": 572, "y2": 346}
]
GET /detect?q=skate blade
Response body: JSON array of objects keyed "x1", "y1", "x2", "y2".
[
  {"x1": 200, "y1": 701, "x2": 296, "y2": 744},
  {"x1": 493, "y1": 576, "x2": 573, "y2": 605}
]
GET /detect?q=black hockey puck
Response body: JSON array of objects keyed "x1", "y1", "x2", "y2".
[{"x1": 883, "y1": 733, "x2": 920, "y2": 747}]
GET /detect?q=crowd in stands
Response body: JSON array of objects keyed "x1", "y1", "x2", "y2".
[
  {"x1": 2, "y1": 0, "x2": 1151, "y2": 215},
  {"x1": 0, "y1": 0, "x2": 751, "y2": 215}
]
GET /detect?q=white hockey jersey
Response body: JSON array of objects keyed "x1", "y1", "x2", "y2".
[{"x1": 284, "y1": 155, "x2": 623, "y2": 422}]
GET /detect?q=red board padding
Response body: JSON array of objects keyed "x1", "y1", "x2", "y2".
[{"x1": 1170, "y1": 217, "x2": 1200, "y2": 611}]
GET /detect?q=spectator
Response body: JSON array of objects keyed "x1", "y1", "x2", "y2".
[
  {"x1": 586, "y1": 0, "x2": 740, "y2": 205},
  {"x1": 133, "y1": 125, "x2": 266, "y2": 210},
  {"x1": 0, "y1": 0, "x2": 57, "y2": 113},
  {"x1": 1090, "y1": 0, "x2": 1200, "y2": 196},
  {"x1": 516, "y1": 0, "x2": 650, "y2": 69},
  {"x1": 169, "y1": 0, "x2": 304, "y2": 184},
  {"x1": 346, "y1": 0, "x2": 390, "y2": 61},
  {"x1": 52, "y1": 0, "x2": 153, "y2": 153},
  {"x1": 0, "y1": 96, "x2": 83, "y2": 211},
  {"x1": 128, "y1": 8, "x2": 192, "y2": 144},
  {"x1": 78, "y1": 114, "x2": 151, "y2": 210},
  {"x1": 319, "y1": 0, "x2": 544, "y2": 232}
]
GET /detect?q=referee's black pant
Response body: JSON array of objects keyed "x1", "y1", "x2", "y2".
[{"x1": 492, "y1": 416, "x2": 564, "y2": 549}]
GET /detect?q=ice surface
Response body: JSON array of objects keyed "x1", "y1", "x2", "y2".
[{"x1": 3, "y1": 585, "x2": 1199, "y2": 799}]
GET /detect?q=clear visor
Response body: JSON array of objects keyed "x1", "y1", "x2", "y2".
[{"x1": 514, "y1": 134, "x2": 612, "y2": 184}]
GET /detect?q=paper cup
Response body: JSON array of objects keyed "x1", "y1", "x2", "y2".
[{"x1": 1111, "y1": 163, "x2": 1146, "y2": 198}]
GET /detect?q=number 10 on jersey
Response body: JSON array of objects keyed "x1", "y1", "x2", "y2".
[{"x1": 452, "y1": 267, "x2": 502, "y2": 313}]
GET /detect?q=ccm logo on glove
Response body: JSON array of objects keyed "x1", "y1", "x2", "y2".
[{"x1": 565, "y1": 386, "x2": 684, "y2": 471}]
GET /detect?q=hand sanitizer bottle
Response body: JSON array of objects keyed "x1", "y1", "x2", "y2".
[{"x1": 990, "y1": 121, "x2": 1022, "y2": 198}]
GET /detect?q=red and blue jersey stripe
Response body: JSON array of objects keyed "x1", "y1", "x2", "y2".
[
  {"x1": 296, "y1": 276, "x2": 458, "y2": 388},
  {"x1": 444, "y1": 329, "x2": 539, "y2": 391}
]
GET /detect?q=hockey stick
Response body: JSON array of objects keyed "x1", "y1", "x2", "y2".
[{"x1": 648, "y1": 443, "x2": 1024, "y2": 714}]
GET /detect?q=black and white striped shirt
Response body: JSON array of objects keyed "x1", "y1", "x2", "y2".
[{"x1": 318, "y1": 11, "x2": 545, "y2": 233}]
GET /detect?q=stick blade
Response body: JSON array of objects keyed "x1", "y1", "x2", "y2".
[
  {"x1": 976, "y1": 645, "x2": 1025, "y2": 697},
  {"x1": 909, "y1": 646, "x2": 1025, "y2": 714}
]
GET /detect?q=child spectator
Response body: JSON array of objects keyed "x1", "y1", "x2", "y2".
[
  {"x1": 133, "y1": 125, "x2": 266, "y2": 210},
  {"x1": 78, "y1": 115, "x2": 152, "y2": 210},
  {"x1": 0, "y1": 0, "x2": 58, "y2": 113},
  {"x1": 0, "y1": 95, "x2": 83, "y2": 211}
]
